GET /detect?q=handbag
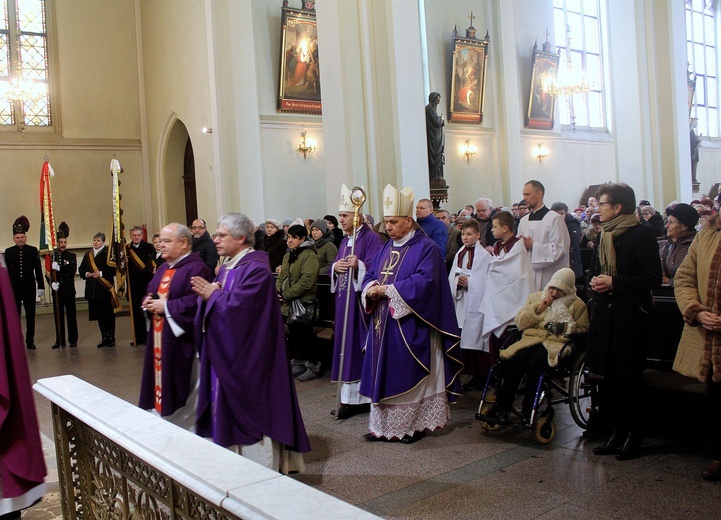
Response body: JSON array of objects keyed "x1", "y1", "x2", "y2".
[{"x1": 288, "y1": 298, "x2": 317, "y2": 325}]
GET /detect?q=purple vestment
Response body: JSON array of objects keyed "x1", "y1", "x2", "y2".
[
  {"x1": 330, "y1": 225, "x2": 383, "y2": 384},
  {"x1": 138, "y1": 253, "x2": 213, "y2": 416},
  {"x1": 195, "y1": 250, "x2": 310, "y2": 453},
  {"x1": 0, "y1": 264, "x2": 46, "y2": 502},
  {"x1": 360, "y1": 232, "x2": 463, "y2": 404}
]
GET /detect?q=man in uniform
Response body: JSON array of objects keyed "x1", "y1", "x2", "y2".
[
  {"x1": 126, "y1": 225, "x2": 155, "y2": 346},
  {"x1": 4, "y1": 216, "x2": 44, "y2": 349},
  {"x1": 49, "y1": 222, "x2": 78, "y2": 349},
  {"x1": 517, "y1": 180, "x2": 570, "y2": 291},
  {"x1": 330, "y1": 184, "x2": 383, "y2": 419},
  {"x1": 360, "y1": 185, "x2": 463, "y2": 444},
  {"x1": 139, "y1": 223, "x2": 213, "y2": 430}
]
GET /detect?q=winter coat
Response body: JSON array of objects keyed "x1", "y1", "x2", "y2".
[
  {"x1": 276, "y1": 241, "x2": 318, "y2": 317},
  {"x1": 263, "y1": 231, "x2": 287, "y2": 272},
  {"x1": 564, "y1": 213, "x2": 583, "y2": 279},
  {"x1": 500, "y1": 291, "x2": 589, "y2": 367},
  {"x1": 585, "y1": 224, "x2": 662, "y2": 375},
  {"x1": 314, "y1": 237, "x2": 338, "y2": 276},
  {"x1": 659, "y1": 231, "x2": 696, "y2": 285},
  {"x1": 673, "y1": 225, "x2": 721, "y2": 381}
]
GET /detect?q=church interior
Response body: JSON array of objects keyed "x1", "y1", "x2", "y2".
[{"x1": 3, "y1": 0, "x2": 721, "y2": 518}]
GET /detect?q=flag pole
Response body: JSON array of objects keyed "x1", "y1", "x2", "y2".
[{"x1": 39, "y1": 159, "x2": 64, "y2": 346}]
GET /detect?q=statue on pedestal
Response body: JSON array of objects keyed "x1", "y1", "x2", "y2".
[{"x1": 426, "y1": 92, "x2": 445, "y2": 181}]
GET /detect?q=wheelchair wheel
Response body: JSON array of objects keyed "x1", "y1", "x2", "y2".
[
  {"x1": 568, "y1": 351, "x2": 591, "y2": 429},
  {"x1": 534, "y1": 416, "x2": 556, "y2": 444}
]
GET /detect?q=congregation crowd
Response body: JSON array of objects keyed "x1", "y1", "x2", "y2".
[{"x1": 4, "y1": 178, "x2": 721, "y2": 518}]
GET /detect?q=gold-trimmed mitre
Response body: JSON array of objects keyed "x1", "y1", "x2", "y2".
[
  {"x1": 339, "y1": 183, "x2": 354, "y2": 212},
  {"x1": 382, "y1": 184, "x2": 414, "y2": 218}
]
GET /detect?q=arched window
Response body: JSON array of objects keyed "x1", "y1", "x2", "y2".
[
  {"x1": 686, "y1": 0, "x2": 718, "y2": 138},
  {"x1": 0, "y1": 0, "x2": 52, "y2": 129},
  {"x1": 553, "y1": 0, "x2": 605, "y2": 129}
]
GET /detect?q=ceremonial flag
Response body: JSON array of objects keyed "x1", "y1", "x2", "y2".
[
  {"x1": 39, "y1": 160, "x2": 56, "y2": 273},
  {"x1": 107, "y1": 158, "x2": 127, "y2": 312}
]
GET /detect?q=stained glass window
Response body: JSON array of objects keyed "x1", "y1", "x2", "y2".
[
  {"x1": 553, "y1": 0, "x2": 605, "y2": 129},
  {"x1": 0, "y1": 0, "x2": 51, "y2": 128},
  {"x1": 686, "y1": 0, "x2": 718, "y2": 138}
]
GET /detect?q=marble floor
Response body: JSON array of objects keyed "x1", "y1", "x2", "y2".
[{"x1": 21, "y1": 310, "x2": 721, "y2": 519}]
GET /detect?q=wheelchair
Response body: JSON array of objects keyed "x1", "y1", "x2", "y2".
[{"x1": 474, "y1": 326, "x2": 591, "y2": 444}]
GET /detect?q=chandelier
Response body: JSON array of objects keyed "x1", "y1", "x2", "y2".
[
  {"x1": 546, "y1": 25, "x2": 590, "y2": 97},
  {"x1": 0, "y1": 74, "x2": 44, "y2": 104}
]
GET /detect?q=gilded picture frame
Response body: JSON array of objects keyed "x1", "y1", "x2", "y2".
[
  {"x1": 449, "y1": 32, "x2": 490, "y2": 124},
  {"x1": 277, "y1": 4, "x2": 321, "y2": 114},
  {"x1": 526, "y1": 42, "x2": 560, "y2": 130}
]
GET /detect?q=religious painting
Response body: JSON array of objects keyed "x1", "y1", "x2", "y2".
[
  {"x1": 526, "y1": 39, "x2": 560, "y2": 130},
  {"x1": 277, "y1": 3, "x2": 321, "y2": 114},
  {"x1": 449, "y1": 23, "x2": 490, "y2": 124}
]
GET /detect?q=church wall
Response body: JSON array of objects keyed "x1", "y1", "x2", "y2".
[{"x1": 0, "y1": 0, "x2": 143, "y2": 251}]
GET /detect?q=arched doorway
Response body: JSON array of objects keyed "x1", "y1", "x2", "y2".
[{"x1": 162, "y1": 119, "x2": 197, "y2": 226}]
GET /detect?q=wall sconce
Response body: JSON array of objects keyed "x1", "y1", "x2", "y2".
[
  {"x1": 462, "y1": 139, "x2": 477, "y2": 162},
  {"x1": 297, "y1": 130, "x2": 316, "y2": 159},
  {"x1": 202, "y1": 127, "x2": 213, "y2": 134},
  {"x1": 534, "y1": 142, "x2": 548, "y2": 163}
]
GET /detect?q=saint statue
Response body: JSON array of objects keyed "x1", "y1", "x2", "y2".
[{"x1": 426, "y1": 92, "x2": 445, "y2": 181}]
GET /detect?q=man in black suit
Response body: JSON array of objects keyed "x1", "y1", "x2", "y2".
[
  {"x1": 79, "y1": 232, "x2": 117, "y2": 348},
  {"x1": 4, "y1": 216, "x2": 44, "y2": 349},
  {"x1": 126, "y1": 226, "x2": 155, "y2": 346},
  {"x1": 49, "y1": 224, "x2": 78, "y2": 349}
]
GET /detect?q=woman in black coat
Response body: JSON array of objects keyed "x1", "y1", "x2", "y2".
[
  {"x1": 263, "y1": 219, "x2": 288, "y2": 273},
  {"x1": 587, "y1": 183, "x2": 662, "y2": 461}
]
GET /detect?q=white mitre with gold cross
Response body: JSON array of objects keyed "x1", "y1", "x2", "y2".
[
  {"x1": 382, "y1": 184, "x2": 414, "y2": 217},
  {"x1": 339, "y1": 183, "x2": 354, "y2": 212}
]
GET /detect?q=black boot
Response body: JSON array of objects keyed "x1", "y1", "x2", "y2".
[
  {"x1": 593, "y1": 429, "x2": 627, "y2": 456},
  {"x1": 615, "y1": 432, "x2": 642, "y2": 461}
]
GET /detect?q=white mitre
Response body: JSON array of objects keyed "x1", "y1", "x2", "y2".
[
  {"x1": 339, "y1": 184, "x2": 354, "y2": 212},
  {"x1": 382, "y1": 184, "x2": 414, "y2": 218}
]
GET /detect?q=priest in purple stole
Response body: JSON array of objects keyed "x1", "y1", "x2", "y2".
[
  {"x1": 138, "y1": 223, "x2": 213, "y2": 430},
  {"x1": 0, "y1": 260, "x2": 46, "y2": 517},
  {"x1": 330, "y1": 184, "x2": 384, "y2": 419},
  {"x1": 360, "y1": 185, "x2": 463, "y2": 444},
  {"x1": 192, "y1": 213, "x2": 310, "y2": 473}
]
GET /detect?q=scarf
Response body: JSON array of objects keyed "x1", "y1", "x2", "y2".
[
  {"x1": 598, "y1": 213, "x2": 638, "y2": 276},
  {"x1": 702, "y1": 216, "x2": 721, "y2": 383},
  {"x1": 457, "y1": 245, "x2": 475, "y2": 269}
]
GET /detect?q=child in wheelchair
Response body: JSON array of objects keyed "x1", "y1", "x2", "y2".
[{"x1": 480, "y1": 267, "x2": 589, "y2": 426}]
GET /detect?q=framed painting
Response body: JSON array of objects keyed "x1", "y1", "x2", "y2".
[
  {"x1": 526, "y1": 40, "x2": 560, "y2": 130},
  {"x1": 277, "y1": 3, "x2": 321, "y2": 114},
  {"x1": 449, "y1": 30, "x2": 490, "y2": 124}
]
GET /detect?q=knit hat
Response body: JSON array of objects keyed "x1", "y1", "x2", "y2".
[
  {"x1": 266, "y1": 218, "x2": 282, "y2": 229},
  {"x1": 546, "y1": 267, "x2": 576, "y2": 296},
  {"x1": 311, "y1": 218, "x2": 328, "y2": 234},
  {"x1": 666, "y1": 202, "x2": 699, "y2": 230},
  {"x1": 282, "y1": 217, "x2": 294, "y2": 227}
]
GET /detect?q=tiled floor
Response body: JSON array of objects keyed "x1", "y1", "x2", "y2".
[{"x1": 22, "y1": 310, "x2": 721, "y2": 519}]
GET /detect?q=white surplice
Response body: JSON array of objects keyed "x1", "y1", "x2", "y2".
[{"x1": 517, "y1": 209, "x2": 570, "y2": 291}]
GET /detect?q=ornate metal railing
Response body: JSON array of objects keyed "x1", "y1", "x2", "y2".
[{"x1": 52, "y1": 403, "x2": 240, "y2": 520}]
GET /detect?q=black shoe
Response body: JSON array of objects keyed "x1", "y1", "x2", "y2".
[
  {"x1": 483, "y1": 406, "x2": 510, "y2": 425},
  {"x1": 364, "y1": 432, "x2": 384, "y2": 442},
  {"x1": 615, "y1": 432, "x2": 642, "y2": 461},
  {"x1": 130, "y1": 341, "x2": 146, "y2": 347},
  {"x1": 593, "y1": 429, "x2": 627, "y2": 456},
  {"x1": 97, "y1": 340, "x2": 107, "y2": 348},
  {"x1": 336, "y1": 403, "x2": 370, "y2": 420},
  {"x1": 51, "y1": 343, "x2": 60, "y2": 349},
  {"x1": 462, "y1": 376, "x2": 480, "y2": 390},
  {"x1": 26, "y1": 343, "x2": 36, "y2": 350},
  {"x1": 69, "y1": 343, "x2": 77, "y2": 348},
  {"x1": 106, "y1": 338, "x2": 116, "y2": 347},
  {"x1": 400, "y1": 431, "x2": 425, "y2": 444}
]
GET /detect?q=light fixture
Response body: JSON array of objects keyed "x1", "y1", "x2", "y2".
[
  {"x1": 534, "y1": 142, "x2": 548, "y2": 163},
  {"x1": 546, "y1": 25, "x2": 591, "y2": 99},
  {"x1": 462, "y1": 139, "x2": 477, "y2": 162},
  {"x1": 297, "y1": 130, "x2": 316, "y2": 159},
  {"x1": 0, "y1": 35, "x2": 44, "y2": 105},
  {"x1": 202, "y1": 127, "x2": 213, "y2": 134}
]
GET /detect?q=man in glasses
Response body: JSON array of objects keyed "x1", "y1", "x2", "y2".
[{"x1": 191, "y1": 218, "x2": 219, "y2": 272}]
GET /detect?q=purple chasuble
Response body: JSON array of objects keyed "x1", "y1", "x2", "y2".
[
  {"x1": 195, "y1": 250, "x2": 310, "y2": 452},
  {"x1": 139, "y1": 252, "x2": 213, "y2": 416},
  {"x1": 360, "y1": 232, "x2": 463, "y2": 403},
  {"x1": 330, "y1": 225, "x2": 383, "y2": 383},
  {"x1": 0, "y1": 264, "x2": 46, "y2": 499}
]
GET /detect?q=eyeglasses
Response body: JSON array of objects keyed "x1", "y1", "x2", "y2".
[
  {"x1": 190, "y1": 226, "x2": 205, "y2": 230},
  {"x1": 597, "y1": 201, "x2": 612, "y2": 207},
  {"x1": 211, "y1": 232, "x2": 230, "y2": 239}
]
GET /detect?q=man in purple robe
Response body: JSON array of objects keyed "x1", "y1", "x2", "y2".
[
  {"x1": 191, "y1": 213, "x2": 310, "y2": 473},
  {"x1": 138, "y1": 223, "x2": 213, "y2": 431},
  {"x1": 361, "y1": 184, "x2": 463, "y2": 444},
  {"x1": 0, "y1": 260, "x2": 46, "y2": 518},
  {"x1": 330, "y1": 184, "x2": 383, "y2": 419}
]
